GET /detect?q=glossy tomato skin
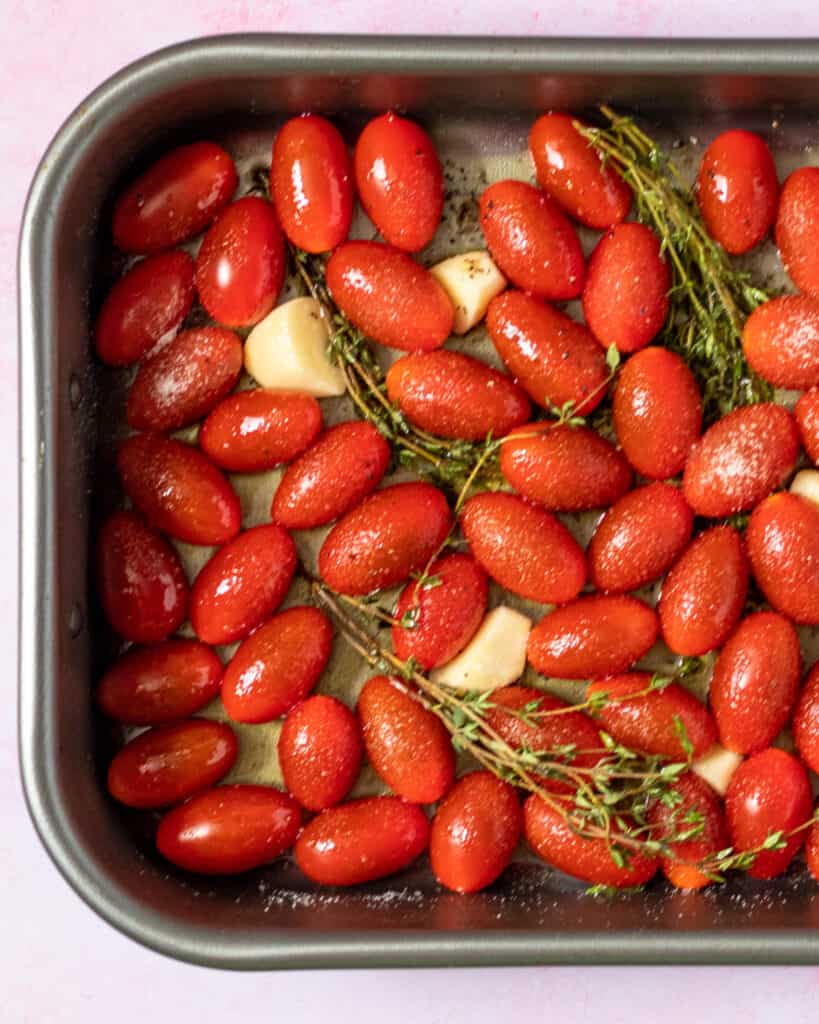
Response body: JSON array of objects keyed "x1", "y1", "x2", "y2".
[
  {"x1": 487, "y1": 290, "x2": 609, "y2": 416},
  {"x1": 272, "y1": 114, "x2": 353, "y2": 253},
  {"x1": 742, "y1": 295, "x2": 819, "y2": 390},
  {"x1": 354, "y1": 112, "x2": 443, "y2": 252},
  {"x1": 190, "y1": 524, "x2": 297, "y2": 646},
  {"x1": 746, "y1": 493, "x2": 819, "y2": 624},
  {"x1": 97, "y1": 510, "x2": 188, "y2": 644},
  {"x1": 271, "y1": 421, "x2": 391, "y2": 530},
  {"x1": 529, "y1": 113, "x2": 631, "y2": 229},
  {"x1": 391, "y1": 554, "x2": 488, "y2": 670},
  {"x1": 775, "y1": 167, "x2": 819, "y2": 298},
  {"x1": 195, "y1": 197, "x2": 285, "y2": 327},
  {"x1": 107, "y1": 720, "x2": 237, "y2": 809},
  {"x1": 430, "y1": 772, "x2": 522, "y2": 893},
  {"x1": 588, "y1": 483, "x2": 694, "y2": 594},
  {"x1": 795, "y1": 388, "x2": 819, "y2": 463},
  {"x1": 112, "y1": 141, "x2": 237, "y2": 253},
  {"x1": 500, "y1": 423, "x2": 632, "y2": 512},
  {"x1": 648, "y1": 773, "x2": 729, "y2": 890},
  {"x1": 295, "y1": 797, "x2": 430, "y2": 886},
  {"x1": 95, "y1": 251, "x2": 194, "y2": 367},
  {"x1": 118, "y1": 433, "x2": 241, "y2": 546},
  {"x1": 527, "y1": 595, "x2": 659, "y2": 680},
  {"x1": 807, "y1": 816, "x2": 819, "y2": 884},
  {"x1": 588, "y1": 674, "x2": 717, "y2": 760},
  {"x1": 659, "y1": 527, "x2": 749, "y2": 657},
  {"x1": 710, "y1": 612, "x2": 801, "y2": 755},
  {"x1": 199, "y1": 390, "x2": 322, "y2": 473},
  {"x1": 385, "y1": 350, "x2": 530, "y2": 441},
  {"x1": 682, "y1": 404, "x2": 800, "y2": 517},
  {"x1": 278, "y1": 695, "x2": 363, "y2": 811},
  {"x1": 794, "y1": 663, "x2": 819, "y2": 774},
  {"x1": 524, "y1": 795, "x2": 659, "y2": 888},
  {"x1": 326, "y1": 241, "x2": 453, "y2": 352},
  {"x1": 221, "y1": 606, "x2": 333, "y2": 724},
  {"x1": 156, "y1": 784, "x2": 302, "y2": 875},
  {"x1": 582, "y1": 223, "x2": 670, "y2": 353},
  {"x1": 96, "y1": 640, "x2": 223, "y2": 725},
  {"x1": 479, "y1": 180, "x2": 585, "y2": 300},
  {"x1": 358, "y1": 676, "x2": 455, "y2": 804},
  {"x1": 318, "y1": 482, "x2": 451, "y2": 595},
  {"x1": 612, "y1": 347, "x2": 703, "y2": 480},
  {"x1": 696, "y1": 130, "x2": 778, "y2": 255},
  {"x1": 460, "y1": 491, "x2": 586, "y2": 605},
  {"x1": 725, "y1": 748, "x2": 812, "y2": 879},
  {"x1": 127, "y1": 326, "x2": 243, "y2": 432}
]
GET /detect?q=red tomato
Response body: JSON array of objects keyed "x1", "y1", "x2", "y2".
[
  {"x1": 95, "y1": 640, "x2": 223, "y2": 725},
  {"x1": 272, "y1": 114, "x2": 353, "y2": 253},
  {"x1": 97, "y1": 510, "x2": 188, "y2": 644},
  {"x1": 807, "y1": 816, "x2": 819, "y2": 884},
  {"x1": 795, "y1": 387, "x2": 819, "y2": 464},
  {"x1": 725, "y1": 748, "x2": 812, "y2": 879},
  {"x1": 354, "y1": 112, "x2": 443, "y2": 252},
  {"x1": 775, "y1": 167, "x2": 819, "y2": 298},
  {"x1": 107, "y1": 720, "x2": 237, "y2": 809},
  {"x1": 648, "y1": 773, "x2": 729, "y2": 890},
  {"x1": 95, "y1": 251, "x2": 194, "y2": 367},
  {"x1": 588, "y1": 674, "x2": 717, "y2": 760},
  {"x1": 385, "y1": 350, "x2": 530, "y2": 441},
  {"x1": 524, "y1": 795, "x2": 658, "y2": 888},
  {"x1": 527, "y1": 595, "x2": 659, "y2": 680},
  {"x1": 500, "y1": 423, "x2": 632, "y2": 512},
  {"x1": 659, "y1": 526, "x2": 749, "y2": 656},
  {"x1": 582, "y1": 223, "x2": 670, "y2": 353},
  {"x1": 271, "y1": 421, "x2": 391, "y2": 530},
  {"x1": 612, "y1": 347, "x2": 703, "y2": 480},
  {"x1": 156, "y1": 785, "x2": 301, "y2": 875},
  {"x1": 682, "y1": 403, "x2": 799, "y2": 517},
  {"x1": 742, "y1": 296, "x2": 819, "y2": 390},
  {"x1": 127, "y1": 326, "x2": 243, "y2": 432},
  {"x1": 295, "y1": 797, "x2": 430, "y2": 886},
  {"x1": 199, "y1": 390, "x2": 322, "y2": 473},
  {"x1": 278, "y1": 695, "x2": 363, "y2": 811},
  {"x1": 430, "y1": 772, "x2": 522, "y2": 893},
  {"x1": 318, "y1": 482, "x2": 451, "y2": 595},
  {"x1": 195, "y1": 197, "x2": 285, "y2": 327},
  {"x1": 221, "y1": 606, "x2": 333, "y2": 724},
  {"x1": 479, "y1": 179, "x2": 585, "y2": 300},
  {"x1": 487, "y1": 290, "x2": 609, "y2": 416},
  {"x1": 710, "y1": 612, "x2": 801, "y2": 755},
  {"x1": 358, "y1": 675, "x2": 455, "y2": 804},
  {"x1": 112, "y1": 141, "x2": 237, "y2": 253},
  {"x1": 326, "y1": 241, "x2": 453, "y2": 352},
  {"x1": 529, "y1": 113, "x2": 631, "y2": 229},
  {"x1": 460, "y1": 491, "x2": 586, "y2": 605},
  {"x1": 588, "y1": 483, "x2": 694, "y2": 594},
  {"x1": 189, "y1": 524, "x2": 297, "y2": 646},
  {"x1": 391, "y1": 553, "x2": 488, "y2": 670},
  {"x1": 747, "y1": 493, "x2": 819, "y2": 624},
  {"x1": 794, "y1": 662, "x2": 819, "y2": 774},
  {"x1": 118, "y1": 433, "x2": 241, "y2": 546},
  {"x1": 696, "y1": 130, "x2": 778, "y2": 255}
]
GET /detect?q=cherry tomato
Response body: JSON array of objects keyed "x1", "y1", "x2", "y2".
[
  {"x1": 794, "y1": 662, "x2": 819, "y2": 774},
  {"x1": 807, "y1": 815, "x2": 819, "y2": 884},
  {"x1": 97, "y1": 510, "x2": 188, "y2": 644},
  {"x1": 746, "y1": 492, "x2": 819, "y2": 624},
  {"x1": 156, "y1": 785, "x2": 301, "y2": 875},
  {"x1": 95, "y1": 640, "x2": 223, "y2": 725},
  {"x1": 95, "y1": 251, "x2": 194, "y2": 367},
  {"x1": 487, "y1": 290, "x2": 609, "y2": 416},
  {"x1": 775, "y1": 166, "x2": 819, "y2": 298},
  {"x1": 118, "y1": 433, "x2": 241, "y2": 546},
  {"x1": 795, "y1": 387, "x2": 819, "y2": 464},
  {"x1": 742, "y1": 295, "x2": 819, "y2": 390},
  {"x1": 326, "y1": 240, "x2": 453, "y2": 352},
  {"x1": 272, "y1": 114, "x2": 353, "y2": 252},
  {"x1": 479, "y1": 179, "x2": 585, "y2": 300},
  {"x1": 354, "y1": 112, "x2": 443, "y2": 252},
  {"x1": 221, "y1": 606, "x2": 333, "y2": 724},
  {"x1": 195, "y1": 196, "x2": 285, "y2": 327},
  {"x1": 271, "y1": 421, "x2": 391, "y2": 530},
  {"x1": 648, "y1": 773, "x2": 729, "y2": 890}
]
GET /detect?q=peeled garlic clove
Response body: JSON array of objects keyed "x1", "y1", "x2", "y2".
[
  {"x1": 790, "y1": 468, "x2": 819, "y2": 508},
  {"x1": 429, "y1": 250, "x2": 506, "y2": 335},
  {"x1": 692, "y1": 743, "x2": 743, "y2": 796},
  {"x1": 431, "y1": 606, "x2": 531, "y2": 692}
]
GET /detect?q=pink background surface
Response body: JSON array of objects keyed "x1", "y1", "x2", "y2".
[{"x1": 6, "y1": 4, "x2": 819, "y2": 1020}]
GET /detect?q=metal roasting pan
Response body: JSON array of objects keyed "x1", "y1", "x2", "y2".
[{"x1": 18, "y1": 34, "x2": 819, "y2": 969}]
